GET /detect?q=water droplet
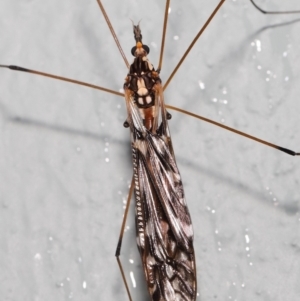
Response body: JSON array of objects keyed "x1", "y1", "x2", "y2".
[
  {"x1": 198, "y1": 81, "x2": 205, "y2": 90},
  {"x1": 130, "y1": 271, "x2": 137, "y2": 288},
  {"x1": 255, "y1": 39, "x2": 262, "y2": 52},
  {"x1": 245, "y1": 234, "x2": 250, "y2": 244},
  {"x1": 150, "y1": 42, "x2": 157, "y2": 49}
]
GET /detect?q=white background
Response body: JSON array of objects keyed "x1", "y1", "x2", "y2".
[{"x1": 0, "y1": 0, "x2": 300, "y2": 300}]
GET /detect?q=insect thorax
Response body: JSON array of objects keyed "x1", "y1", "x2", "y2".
[{"x1": 124, "y1": 39, "x2": 161, "y2": 131}]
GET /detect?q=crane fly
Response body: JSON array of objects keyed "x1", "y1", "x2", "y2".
[{"x1": 0, "y1": 0, "x2": 300, "y2": 300}]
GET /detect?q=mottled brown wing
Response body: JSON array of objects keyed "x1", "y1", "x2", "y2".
[{"x1": 125, "y1": 91, "x2": 197, "y2": 301}]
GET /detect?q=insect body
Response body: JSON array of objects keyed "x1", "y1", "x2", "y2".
[
  {"x1": 1, "y1": 1, "x2": 300, "y2": 301},
  {"x1": 124, "y1": 24, "x2": 196, "y2": 301}
]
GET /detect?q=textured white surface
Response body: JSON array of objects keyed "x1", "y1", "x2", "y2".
[{"x1": 0, "y1": 0, "x2": 300, "y2": 301}]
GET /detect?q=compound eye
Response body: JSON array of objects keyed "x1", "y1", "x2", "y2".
[
  {"x1": 143, "y1": 45, "x2": 150, "y2": 54},
  {"x1": 131, "y1": 46, "x2": 137, "y2": 56}
]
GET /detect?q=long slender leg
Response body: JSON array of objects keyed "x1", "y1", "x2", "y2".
[
  {"x1": 96, "y1": 0, "x2": 130, "y2": 69},
  {"x1": 163, "y1": 0, "x2": 226, "y2": 91},
  {"x1": 157, "y1": 0, "x2": 171, "y2": 72},
  {"x1": 1, "y1": 1, "x2": 298, "y2": 158},
  {"x1": 115, "y1": 176, "x2": 135, "y2": 301},
  {"x1": 161, "y1": 2, "x2": 299, "y2": 91},
  {"x1": 155, "y1": 1, "x2": 288, "y2": 82},
  {"x1": 1, "y1": 0, "x2": 131, "y2": 96},
  {"x1": 0, "y1": 65, "x2": 123, "y2": 97},
  {"x1": 166, "y1": 105, "x2": 300, "y2": 156},
  {"x1": 1, "y1": 64, "x2": 298, "y2": 157}
]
